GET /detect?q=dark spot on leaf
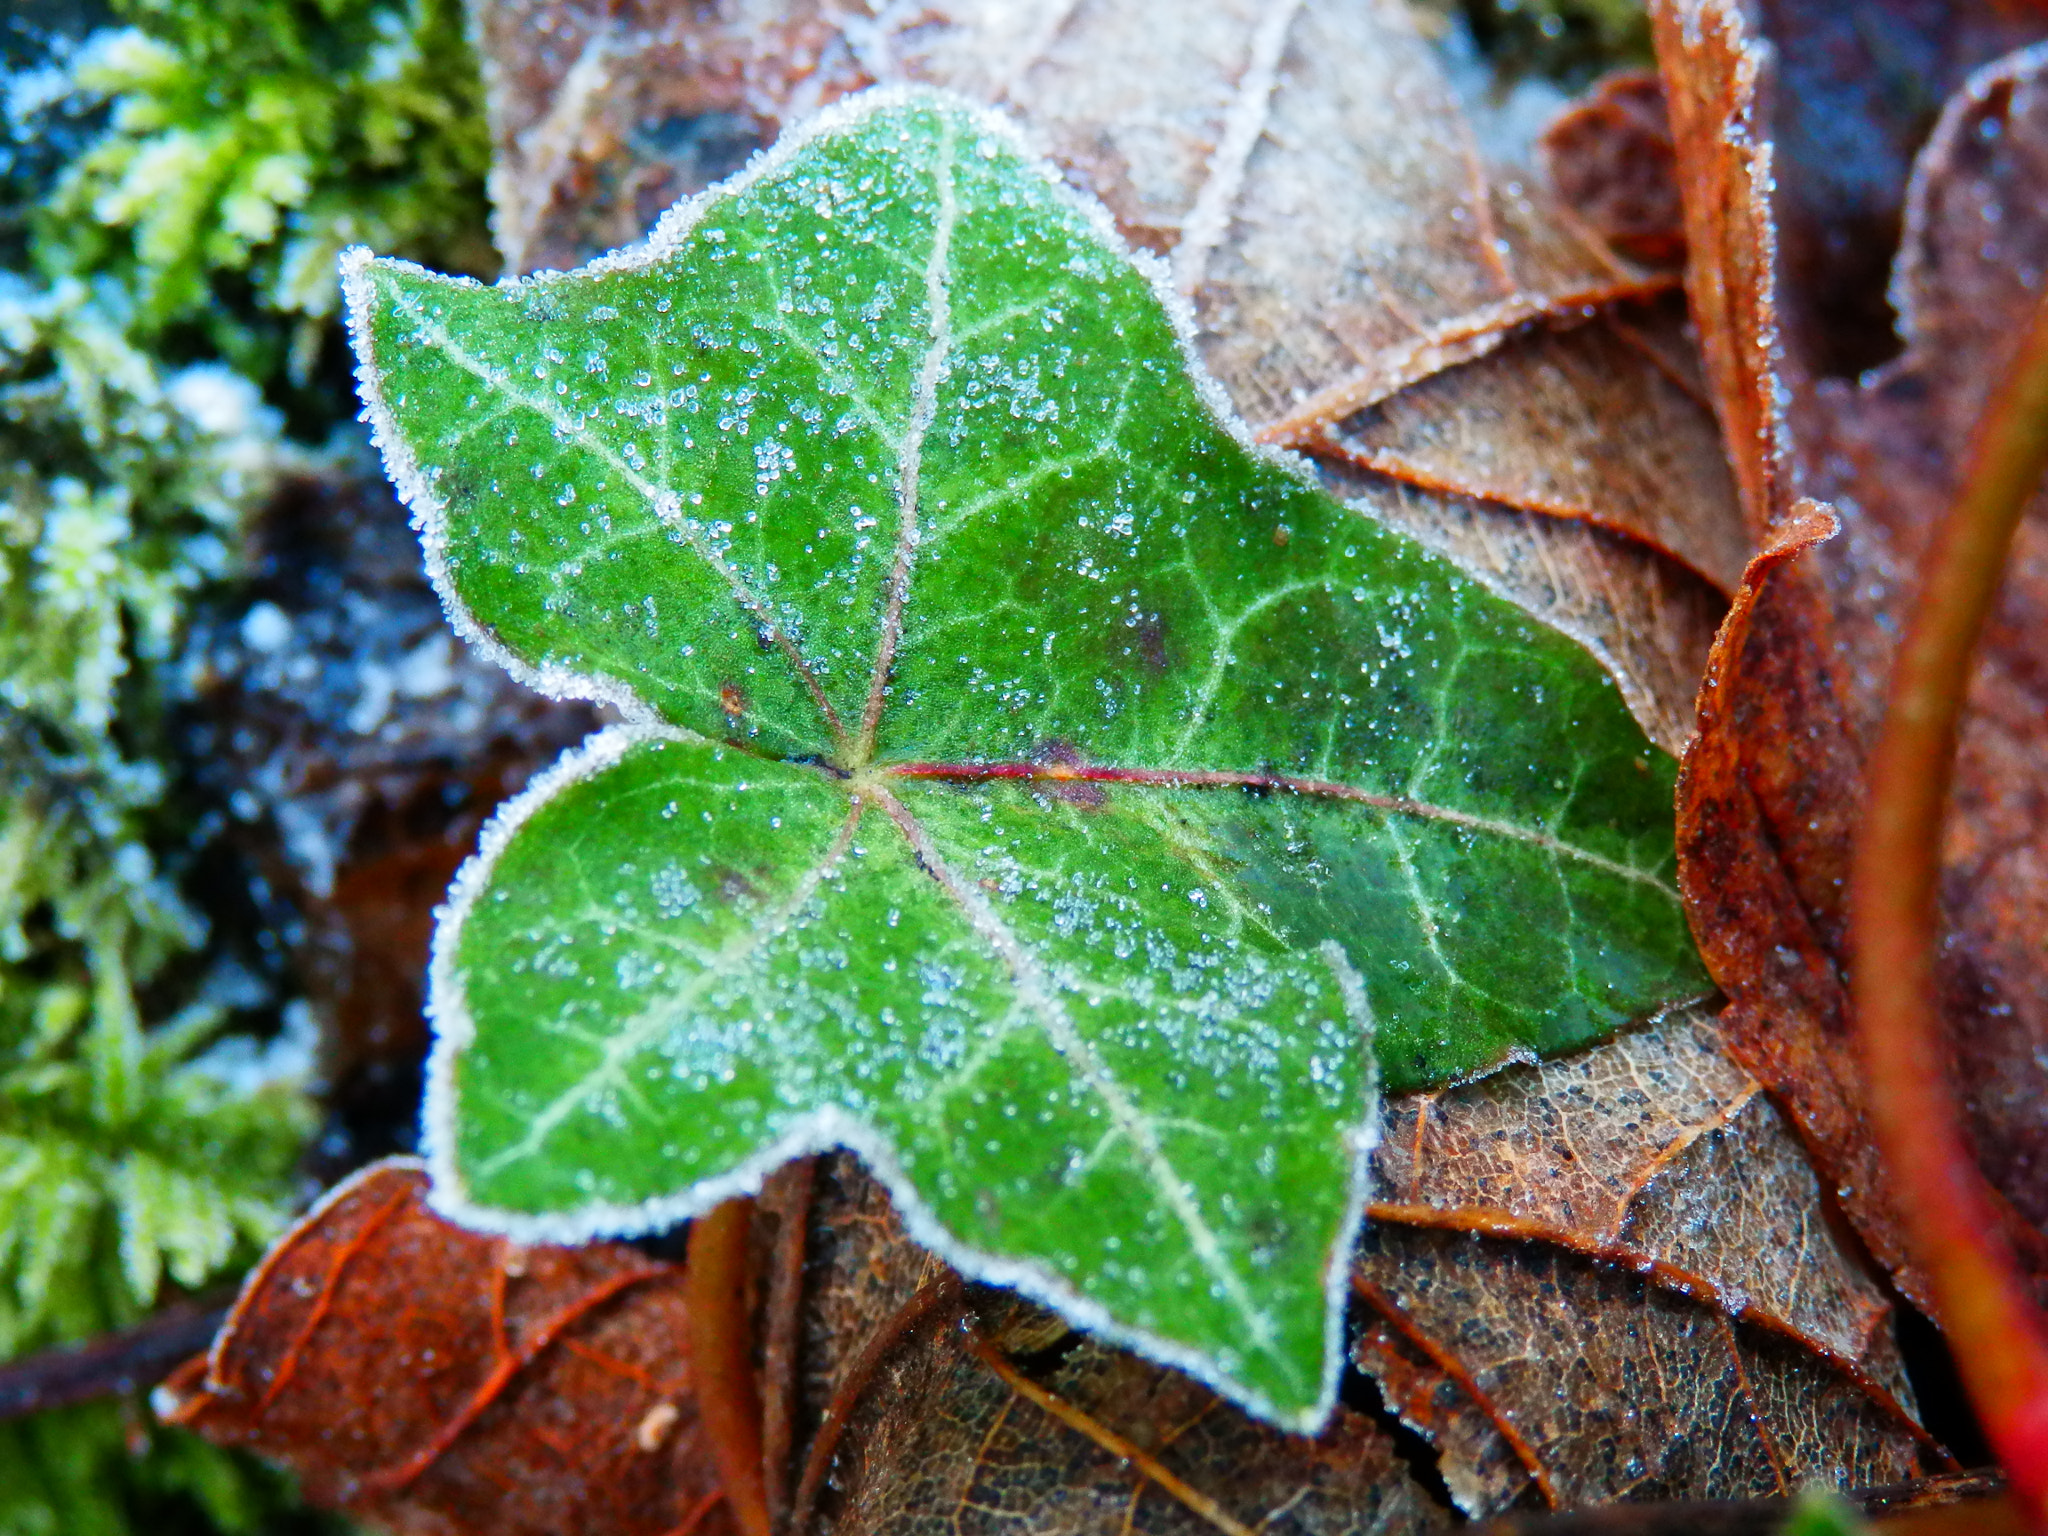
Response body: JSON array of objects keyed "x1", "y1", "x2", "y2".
[
  {"x1": 708, "y1": 866, "x2": 764, "y2": 905},
  {"x1": 1135, "y1": 616, "x2": 1169, "y2": 675},
  {"x1": 1030, "y1": 738, "x2": 1107, "y2": 808}
]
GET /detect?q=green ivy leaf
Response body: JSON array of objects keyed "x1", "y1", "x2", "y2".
[{"x1": 341, "y1": 87, "x2": 1706, "y2": 1428}]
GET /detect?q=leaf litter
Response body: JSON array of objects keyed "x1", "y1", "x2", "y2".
[
  {"x1": 162, "y1": 0, "x2": 1993, "y2": 1522},
  {"x1": 1656, "y1": 0, "x2": 2048, "y2": 1316},
  {"x1": 157, "y1": 1160, "x2": 733, "y2": 1536}
]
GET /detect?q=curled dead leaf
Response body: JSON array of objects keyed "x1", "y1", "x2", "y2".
[{"x1": 1540, "y1": 69, "x2": 1686, "y2": 268}]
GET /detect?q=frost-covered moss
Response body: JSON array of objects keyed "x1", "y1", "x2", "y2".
[
  {"x1": 35, "y1": 0, "x2": 494, "y2": 385},
  {"x1": 0, "y1": 1, "x2": 491, "y2": 1528},
  {"x1": 0, "y1": 268, "x2": 324, "y2": 1536}
]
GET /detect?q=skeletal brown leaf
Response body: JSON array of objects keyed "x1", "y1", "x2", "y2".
[
  {"x1": 1351, "y1": 1226, "x2": 1925, "y2": 1517},
  {"x1": 776, "y1": 1152, "x2": 1928, "y2": 1531},
  {"x1": 1370, "y1": 1006, "x2": 1901, "y2": 1373},
  {"x1": 1355, "y1": 1006, "x2": 1933, "y2": 1516},
  {"x1": 1307, "y1": 307, "x2": 1749, "y2": 595}
]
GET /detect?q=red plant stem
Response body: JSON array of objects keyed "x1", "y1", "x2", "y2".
[
  {"x1": 0, "y1": 1299, "x2": 227, "y2": 1419},
  {"x1": 1851, "y1": 286, "x2": 2048, "y2": 1525},
  {"x1": 759, "y1": 1158, "x2": 817, "y2": 1536},
  {"x1": 685, "y1": 1197, "x2": 771, "y2": 1536}
]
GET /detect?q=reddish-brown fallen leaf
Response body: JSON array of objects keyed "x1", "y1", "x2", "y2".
[
  {"x1": 1804, "y1": 42, "x2": 2048, "y2": 1244},
  {"x1": 157, "y1": 1160, "x2": 734, "y2": 1536},
  {"x1": 1540, "y1": 69, "x2": 1686, "y2": 267},
  {"x1": 1652, "y1": 0, "x2": 2048, "y2": 1312}
]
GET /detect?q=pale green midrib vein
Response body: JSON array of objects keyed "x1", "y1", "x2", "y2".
[
  {"x1": 865, "y1": 783, "x2": 1286, "y2": 1370},
  {"x1": 888, "y1": 761, "x2": 1675, "y2": 900},
  {"x1": 856, "y1": 118, "x2": 959, "y2": 765},
  {"x1": 386, "y1": 286, "x2": 847, "y2": 748},
  {"x1": 470, "y1": 803, "x2": 864, "y2": 1179}
]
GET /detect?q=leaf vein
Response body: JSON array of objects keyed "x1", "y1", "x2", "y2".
[
  {"x1": 857, "y1": 115, "x2": 960, "y2": 763},
  {"x1": 868, "y1": 784, "x2": 1285, "y2": 1366},
  {"x1": 387, "y1": 283, "x2": 847, "y2": 748},
  {"x1": 472, "y1": 803, "x2": 865, "y2": 1178}
]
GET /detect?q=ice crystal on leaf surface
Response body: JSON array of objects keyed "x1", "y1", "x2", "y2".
[{"x1": 343, "y1": 88, "x2": 1707, "y2": 1429}]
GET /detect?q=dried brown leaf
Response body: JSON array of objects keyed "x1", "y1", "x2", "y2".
[
  {"x1": 158, "y1": 1161, "x2": 733, "y2": 1536},
  {"x1": 1351, "y1": 1225, "x2": 1923, "y2": 1515},
  {"x1": 1354, "y1": 1006, "x2": 1934, "y2": 1517},
  {"x1": 1653, "y1": 0, "x2": 2048, "y2": 1309},
  {"x1": 1370, "y1": 1005, "x2": 1901, "y2": 1374},
  {"x1": 1540, "y1": 69, "x2": 1687, "y2": 268},
  {"x1": 783, "y1": 1153, "x2": 1926, "y2": 1530}
]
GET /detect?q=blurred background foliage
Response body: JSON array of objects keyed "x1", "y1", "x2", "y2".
[{"x1": 0, "y1": 0, "x2": 1643, "y2": 1531}]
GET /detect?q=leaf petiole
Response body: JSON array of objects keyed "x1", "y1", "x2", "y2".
[
  {"x1": 684, "y1": 1197, "x2": 771, "y2": 1536},
  {"x1": 1852, "y1": 286, "x2": 2048, "y2": 1526}
]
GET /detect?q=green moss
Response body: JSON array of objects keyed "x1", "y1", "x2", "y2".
[
  {"x1": 34, "y1": 0, "x2": 495, "y2": 389},
  {"x1": 1, "y1": 0, "x2": 494, "y2": 1527},
  {"x1": 0, "y1": 266, "x2": 326, "y2": 1536}
]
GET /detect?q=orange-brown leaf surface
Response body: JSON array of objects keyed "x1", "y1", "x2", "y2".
[
  {"x1": 1653, "y1": 0, "x2": 2048, "y2": 1314},
  {"x1": 157, "y1": 1161, "x2": 734, "y2": 1536},
  {"x1": 1352, "y1": 1229, "x2": 1918, "y2": 1513}
]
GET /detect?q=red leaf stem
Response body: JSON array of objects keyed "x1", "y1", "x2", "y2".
[
  {"x1": 685, "y1": 1198, "x2": 771, "y2": 1536},
  {"x1": 1851, "y1": 287, "x2": 2048, "y2": 1525}
]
